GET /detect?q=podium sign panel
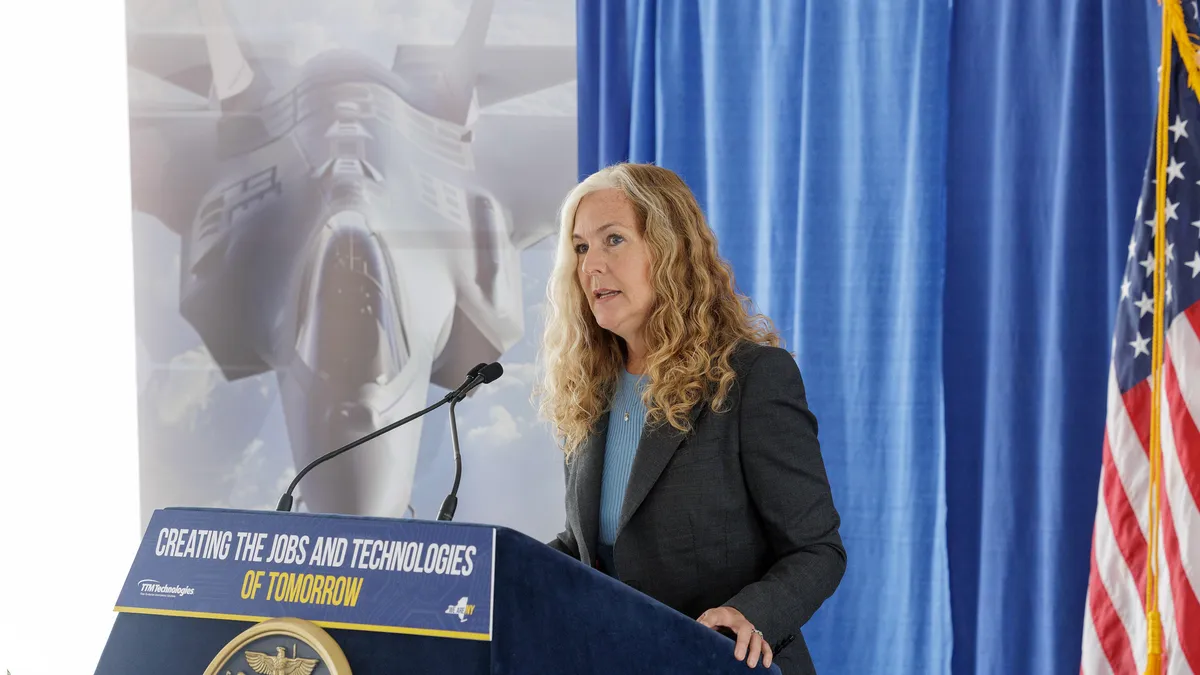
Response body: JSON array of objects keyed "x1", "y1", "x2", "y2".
[
  {"x1": 98, "y1": 507, "x2": 783, "y2": 674},
  {"x1": 113, "y1": 508, "x2": 496, "y2": 640}
]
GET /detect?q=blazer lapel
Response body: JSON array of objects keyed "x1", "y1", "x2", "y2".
[
  {"x1": 615, "y1": 405, "x2": 703, "y2": 538},
  {"x1": 573, "y1": 414, "x2": 609, "y2": 567}
]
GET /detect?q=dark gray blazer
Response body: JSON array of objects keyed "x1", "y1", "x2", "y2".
[{"x1": 548, "y1": 342, "x2": 846, "y2": 675}]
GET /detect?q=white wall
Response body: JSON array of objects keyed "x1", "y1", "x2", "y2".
[{"x1": 0, "y1": 2, "x2": 141, "y2": 674}]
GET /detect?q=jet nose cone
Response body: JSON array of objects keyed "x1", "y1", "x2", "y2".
[
  {"x1": 296, "y1": 209, "x2": 408, "y2": 387},
  {"x1": 287, "y1": 209, "x2": 422, "y2": 517}
]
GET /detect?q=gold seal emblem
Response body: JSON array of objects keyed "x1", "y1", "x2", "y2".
[{"x1": 203, "y1": 617, "x2": 351, "y2": 675}]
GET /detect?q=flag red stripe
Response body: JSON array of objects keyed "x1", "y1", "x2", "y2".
[
  {"x1": 1159, "y1": 339, "x2": 1200, "y2": 671},
  {"x1": 1102, "y1": 433, "x2": 1149, "y2": 611},
  {"x1": 1166, "y1": 308, "x2": 1200, "y2": 510},
  {"x1": 1088, "y1": 532, "x2": 1140, "y2": 675},
  {"x1": 1184, "y1": 299, "x2": 1200, "y2": 349},
  {"x1": 1158, "y1": 485, "x2": 1200, "y2": 672},
  {"x1": 1123, "y1": 380, "x2": 1153, "y2": 461}
]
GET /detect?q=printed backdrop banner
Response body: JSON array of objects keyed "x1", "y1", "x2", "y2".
[{"x1": 125, "y1": 0, "x2": 576, "y2": 542}]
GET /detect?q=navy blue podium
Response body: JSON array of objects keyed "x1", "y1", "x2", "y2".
[{"x1": 95, "y1": 507, "x2": 781, "y2": 674}]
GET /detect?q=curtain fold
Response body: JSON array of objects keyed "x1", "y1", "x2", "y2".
[{"x1": 943, "y1": 1, "x2": 1158, "y2": 673}]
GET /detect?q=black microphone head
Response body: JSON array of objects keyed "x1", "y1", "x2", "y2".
[
  {"x1": 466, "y1": 362, "x2": 487, "y2": 378},
  {"x1": 479, "y1": 362, "x2": 504, "y2": 383}
]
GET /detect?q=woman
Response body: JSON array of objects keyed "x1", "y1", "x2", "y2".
[{"x1": 536, "y1": 163, "x2": 846, "y2": 674}]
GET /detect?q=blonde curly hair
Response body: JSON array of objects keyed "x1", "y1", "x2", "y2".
[{"x1": 535, "y1": 163, "x2": 781, "y2": 458}]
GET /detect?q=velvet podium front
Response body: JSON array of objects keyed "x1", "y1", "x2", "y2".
[{"x1": 95, "y1": 507, "x2": 781, "y2": 674}]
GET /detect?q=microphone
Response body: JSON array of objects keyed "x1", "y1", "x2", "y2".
[
  {"x1": 437, "y1": 361, "x2": 503, "y2": 521},
  {"x1": 275, "y1": 362, "x2": 494, "y2": 513}
]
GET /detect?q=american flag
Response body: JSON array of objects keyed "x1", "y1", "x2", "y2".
[{"x1": 1081, "y1": 5, "x2": 1200, "y2": 673}]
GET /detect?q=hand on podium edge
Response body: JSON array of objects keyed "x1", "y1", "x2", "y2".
[{"x1": 697, "y1": 606, "x2": 773, "y2": 669}]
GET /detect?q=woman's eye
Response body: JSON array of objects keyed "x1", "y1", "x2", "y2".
[
  {"x1": 607, "y1": 234, "x2": 624, "y2": 246},
  {"x1": 574, "y1": 243, "x2": 588, "y2": 254}
]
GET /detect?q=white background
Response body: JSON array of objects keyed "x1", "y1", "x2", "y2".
[{"x1": 0, "y1": 1, "x2": 142, "y2": 673}]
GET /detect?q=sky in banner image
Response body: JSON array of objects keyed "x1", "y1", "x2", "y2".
[{"x1": 125, "y1": 0, "x2": 577, "y2": 541}]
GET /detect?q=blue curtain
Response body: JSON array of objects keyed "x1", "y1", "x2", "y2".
[
  {"x1": 576, "y1": 1, "x2": 1160, "y2": 673},
  {"x1": 943, "y1": 1, "x2": 1158, "y2": 673}
]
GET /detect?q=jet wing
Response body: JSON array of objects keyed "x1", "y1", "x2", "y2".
[
  {"x1": 126, "y1": 56, "x2": 221, "y2": 237},
  {"x1": 393, "y1": 45, "x2": 576, "y2": 111},
  {"x1": 126, "y1": 32, "x2": 215, "y2": 101},
  {"x1": 124, "y1": 0, "x2": 279, "y2": 236},
  {"x1": 127, "y1": 66, "x2": 212, "y2": 112},
  {"x1": 471, "y1": 113, "x2": 577, "y2": 248},
  {"x1": 474, "y1": 46, "x2": 576, "y2": 109}
]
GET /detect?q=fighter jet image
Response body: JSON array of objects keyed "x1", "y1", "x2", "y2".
[{"x1": 125, "y1": 0, "x2": 575, "y2": 517}]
